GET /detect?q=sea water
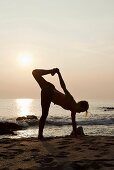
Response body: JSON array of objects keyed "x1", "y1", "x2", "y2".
[{"x1": 0, "y1": 99, "x2": 114, "y2": 139}]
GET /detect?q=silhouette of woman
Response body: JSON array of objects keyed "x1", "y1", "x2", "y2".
[{"x1": 32, "y1": 68, "x2": 89, "y2": 139}]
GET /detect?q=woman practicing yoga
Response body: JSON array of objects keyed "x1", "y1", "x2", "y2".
[{"x1": 32, "y1": 68, "x2": 89, "y2": 139}]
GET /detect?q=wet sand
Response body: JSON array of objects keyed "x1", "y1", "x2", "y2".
[{"x1": 0, "y1": 136, "x2": 114, "y2": 170}]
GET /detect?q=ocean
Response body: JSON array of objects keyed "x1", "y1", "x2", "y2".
[{"x1": 0, "y1": 99, "x2": 114, "y2": 139}]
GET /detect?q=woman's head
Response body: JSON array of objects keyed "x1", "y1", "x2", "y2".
[{"x1": 77, "y1": 100, "x2": 89, "y2": 113}]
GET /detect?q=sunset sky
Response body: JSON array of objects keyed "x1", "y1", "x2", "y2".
[{"x1": 0, "y1": 0, "x2": 114, "y2": 100}]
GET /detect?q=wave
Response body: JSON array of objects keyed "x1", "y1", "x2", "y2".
[
  {"x1": 9, "y1": 118, "x2": 114, "y2": 128},
  {"x1": 78, "y1": 118, "x2": 114, "y2": 126},
  {"x1": 0, "y1": 117, "x2": 114, "y2": 131},
  {"x1": 46, "y1": 118, "x2": 114, "y2": 126}
]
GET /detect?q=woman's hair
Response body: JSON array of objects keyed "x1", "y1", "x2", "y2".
[{"x1": 79, "y1": 100, "x2": 89, "y2": 112}]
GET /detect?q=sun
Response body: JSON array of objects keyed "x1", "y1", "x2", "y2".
[{"x1": 17, "y1": 54, "x2": 32, "y2": 67}]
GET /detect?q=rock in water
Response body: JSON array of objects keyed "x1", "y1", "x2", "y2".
[
  {"x1": 0, "y1": 122, "x2": 22, "y2": 131},
  {"x1": 16, "y1": 116, "x2": 26, "y2": 121},
  {"x1": 0, "y1": 122, "x2": 21, "y2": 135},
  {"x1": 0, "y1": 129, "x2": 15, "y2": 135},
  {"x1": 16, "y1": 115, "x2": 38, "y2": 127},
  {"x1": 26, "y1": 115, "x2": 38, "y2": 120},
  {"x1": 16, "y1": 115, "x2": 38, "y2": 121}
]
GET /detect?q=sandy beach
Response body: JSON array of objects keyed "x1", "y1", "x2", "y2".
[{"x1": 0, "y1": 135, "x2": 114, "y2": 170}]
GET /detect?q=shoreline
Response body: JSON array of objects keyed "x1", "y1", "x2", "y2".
[{"x1": 0, "y1": 135, "x2": 114, "y2": 170}]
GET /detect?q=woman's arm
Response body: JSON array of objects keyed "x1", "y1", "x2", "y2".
[
  {"x1": 71, "y1": 112, "x2": 77, "y2": 137},
  {"x1": 57, "y1": 70, "x2": 70, "y2": 94}
]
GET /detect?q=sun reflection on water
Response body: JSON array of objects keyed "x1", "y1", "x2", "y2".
[{"x1": 16, "y1": 99, "x2": 33, "y2": 117}]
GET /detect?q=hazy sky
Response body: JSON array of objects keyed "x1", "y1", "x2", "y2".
[{"x1": 0, "y1": 0, "x2": 114, "y2": 100}]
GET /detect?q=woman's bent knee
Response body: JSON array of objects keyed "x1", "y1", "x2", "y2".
[
  {"x1": 32, "y1": 69, "x2": 43, "y2": 87},
  {"x1": 32, "y1": 69, "x2": 40, "y2": 77}
]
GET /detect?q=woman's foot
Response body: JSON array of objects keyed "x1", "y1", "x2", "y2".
[
  {"x1": 38, "y1": 135, "x2": 45, "y2": 140},
  {"x1": 70, "y1": 126, "x2": 85, "y2": 137}
]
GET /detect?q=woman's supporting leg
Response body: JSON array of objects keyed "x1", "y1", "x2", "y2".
[{"x1": 38, "y1": 89, "x2": 52, "y2": 139}]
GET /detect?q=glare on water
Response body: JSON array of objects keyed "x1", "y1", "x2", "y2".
[{"x1": 16, "y1": 99, "x2": 33, "y2": 117}]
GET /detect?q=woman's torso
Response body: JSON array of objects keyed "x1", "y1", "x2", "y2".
[{"x1": 52, "y1": 89, "x2": 75, "y2": 111}]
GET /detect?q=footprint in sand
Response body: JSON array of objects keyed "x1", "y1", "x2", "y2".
[
  {"x1": 70, "y1": 162, "x2": 85, "y2": 170},
  {"x1": 30, "y1": 148, "x2": 40, "y2": 152},
  {"x1": 95, "y1": 154, "x2": 102, "y2": 158},
  {"x1": 0, "y1": 168, "x2": 9, "y2": 170},
  {"x1": 104, "y1": 161, "x2": 114, "y2": 168},
  {"x1": 57, "y1": 140, "x2": 72, "y2": 145},
  {"x1": 0, "y1": 139, "x2": 12, "y2": 144},
  {"x1": 3, "y1": 144, "x2": 16, "y2": 148},
  {"x1": 36, "y1": 155, "x2": 58, "y2": 168},
  {"x1": 74, "y1": 147, "x2": 82, "y2": 151},
  {"x1": 58, "y1": 145, "x2": 67, "y2": 149},
  {"x1": 55, "y1": 151, "x2": 69, "y2": 158},
  {"x1": 105, "y1": 142, "x2": 114, "y2": 146},
  {"x1": 0, "y1": 148, "x2": 24, "y2": 159},
  {"x1": 0, "y1": 152, "x2": 15, "y2": 159},
  {"x1": 9, "y1": 148, "x2": 24, "y2": 154},
  {"x1": 31, "y1": 150, "x2": 39, "y2": 158},
  {"x1": 88, "y1": 147, "x2": 99, "y2": 151},
  {"x1": 22, "y1": 158, "x2": 31, "y2": 162},
  {"x1": 70, "y1": 160, "x2": 102, "y2": 170},
  {"x1": 81, "y1": 144, "x2": 90, "y2": 147}
]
